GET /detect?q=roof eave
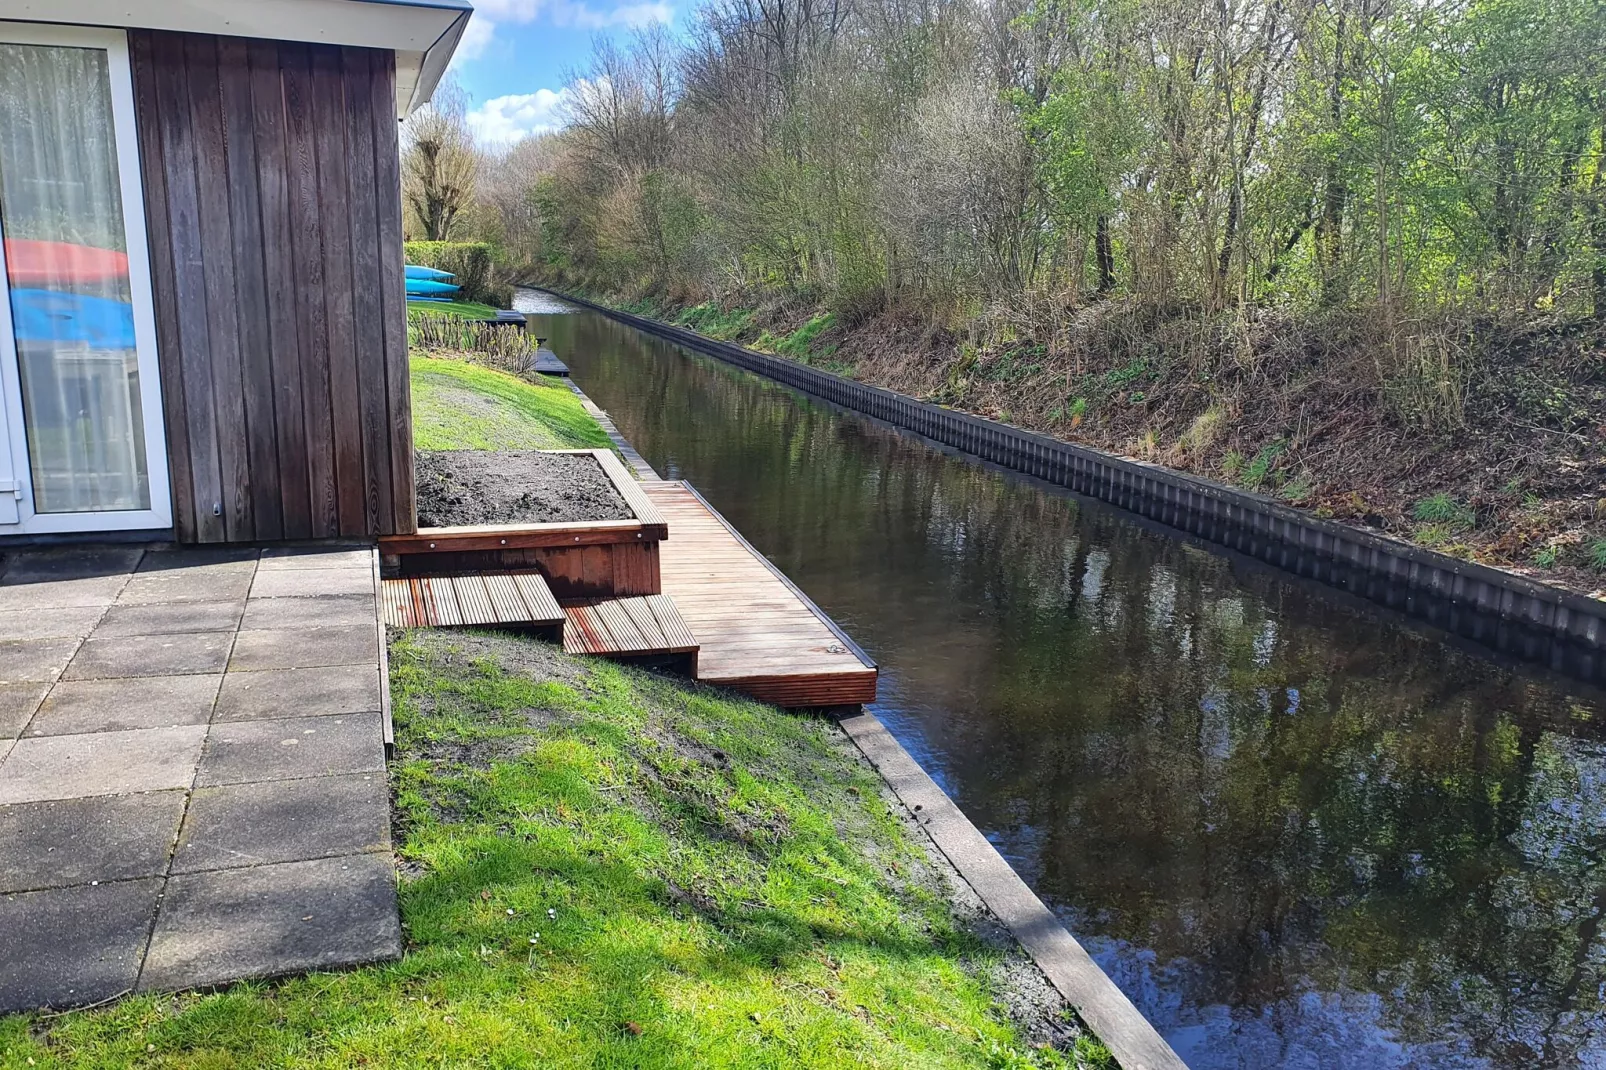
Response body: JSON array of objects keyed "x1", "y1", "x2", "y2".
[{"x1": 0, "y1": 0, "x2": 474, "y2": 118}]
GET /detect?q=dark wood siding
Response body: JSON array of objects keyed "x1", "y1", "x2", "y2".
[{"x1": 128, "y1": 30, "x2": 415, "y2": 542}]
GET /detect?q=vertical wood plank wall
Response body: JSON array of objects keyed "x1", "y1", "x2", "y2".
[{"x1": 128, "y1": 30, "x2": 416, "y2": 542}]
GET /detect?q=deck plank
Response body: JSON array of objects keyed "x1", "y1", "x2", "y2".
[
  {"x1": 645, "y1": 482, "x2": 876, "y2": 707},
  {"x1": 381, "y1": 573, "x2": 564, "y2": 630},
  {"x1": 561, "y1": 595, "x2": 697, "y2": 657}
]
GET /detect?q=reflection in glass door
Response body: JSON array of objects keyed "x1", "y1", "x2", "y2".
[{"x1": 0, "y1": 24, "x2": 169, "y2": 532}]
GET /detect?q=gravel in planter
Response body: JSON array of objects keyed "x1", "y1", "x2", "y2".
[{"x1": 415, "y1": 450, "x2": 634, "y2": 527}]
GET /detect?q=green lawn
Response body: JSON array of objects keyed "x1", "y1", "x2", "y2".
[
  {"x1": 408, "y1": 300, "x2": 504, "y2": 320},
  {"x1": 411, "y1": 355, "x2": 612, "y2": 451},
  {"x1": 0, "y1": 634, "x2": 1102, "y2": 1068}
]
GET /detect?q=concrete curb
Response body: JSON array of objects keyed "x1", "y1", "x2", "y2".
[
  {"x1": 838, "y1": 711, "x2": 1187, "y2": 1070},
  {"x1": 537, "y1": 288, "x2": 1605, "y2": 683}
]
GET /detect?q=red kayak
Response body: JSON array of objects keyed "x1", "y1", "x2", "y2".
[{"x1": 4, "y1": 239, "x2": 128, "y2": 287}]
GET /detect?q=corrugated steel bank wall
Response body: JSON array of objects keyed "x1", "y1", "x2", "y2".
[{"x1": 547, "y1": 289, "x2": 1606, "y2": 683}]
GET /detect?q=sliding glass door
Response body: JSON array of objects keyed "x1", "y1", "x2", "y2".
[{"x1": 0, "y1": 23, "x2": 169, "y2": 532}]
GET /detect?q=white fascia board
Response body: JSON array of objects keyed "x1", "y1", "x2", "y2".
[{"x1": 0, "y1": 0, "x2": 473, "y2": 116}]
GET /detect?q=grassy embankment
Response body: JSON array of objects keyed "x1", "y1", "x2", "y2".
[
  {"x1": 407, "y1": 299, "x2": 503, "y2": 321},
  {"x1": 561, "y1": 286, "x2": 1606, "y2": 599},
  {"x1": 0, "y1": 353, "x2": 1109, "y2": 1069},
  {"x1": 411, "y1": 355, "x2": 611, "y2": 451}
]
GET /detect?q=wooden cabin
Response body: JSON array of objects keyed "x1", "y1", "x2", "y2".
[{"x1": 0, "y1": 1, "x2": 471, "y2": 543}]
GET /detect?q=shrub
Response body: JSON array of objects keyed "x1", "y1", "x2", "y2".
[
  {"x1": 403, "y1": 241, "x2": 512, "y2": 307},
  {"x1": 1589, "y1": 539, "x2": 1606, "y2": 572}
]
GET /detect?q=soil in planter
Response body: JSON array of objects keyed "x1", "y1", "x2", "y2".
[{"x1": 416, "y1": 450, "x2": 634, "y2": 527}]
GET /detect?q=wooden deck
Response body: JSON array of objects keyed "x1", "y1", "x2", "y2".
[
  {"x1": 564, "y1": 594, "x2": 698, "y2": 665},
  {"x1": 646, "y1": 482, "x2": 877, "y2": 707},
  {"x1": 381, "y1": 572, "x2": 563, "y2": 632}
]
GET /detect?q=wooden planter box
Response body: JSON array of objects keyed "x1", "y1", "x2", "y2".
[{"x1": 380, "y1": 450, "x2": 667, "y2": 600}]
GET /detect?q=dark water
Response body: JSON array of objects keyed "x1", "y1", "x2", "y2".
[{"x1": 520, "y1": 291, "x2": 1606, "y2": 1070}]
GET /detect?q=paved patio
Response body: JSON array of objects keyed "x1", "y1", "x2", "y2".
[{"x1": 0, "y1": 545, "x2": 399, "y2": 1014}]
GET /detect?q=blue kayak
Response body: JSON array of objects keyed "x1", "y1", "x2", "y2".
[
  {"x1": 405, "y1": 265, "x2": 456, "y2": 281},
  {"x1": 9, "y1": 288, "x2": 134, "y2": 350},
  {"x1": 405, "y1": 278, "x2": 461, "y2": 296}
]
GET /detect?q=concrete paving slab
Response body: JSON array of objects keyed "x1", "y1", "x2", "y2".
[
  {"x1": 0, "y1": 541, "x2": 396, "y2": 1013},
  {"x1": 0, "y1": 878, "x2": 163, "y2": 1014},
  {"x1": 0, "y1": 547, "x2": 144, "y2": 583},
  {"x1": 0, "y1": 573, "x2": 130, "y2": 610},
  {"x1": 240, "y1": 593, "x2": 377, "y2": 631},
  {"x1": 0, "y1": 637, "x2": 81, "y2": 684},
  {"x1": 136, "y1": 549, "x2": 259, "y2": 572},
  {"x1": 0, "y1": 607, "x2": 106, "y2": 641},
  {"x1": 0, "y1": 725, "x2": 207, "y2": 804},
  {"x1": 174, "y1": 774, "x2": 388, "y2": 873},
  {"x1": 249, "y1": 568, "x2": 373, "y2": 599},
  {"x1": 258, "y1": 548, "x2": 374, "y2": 570},
  {"x1": 196, "y1": 713, "x2": 385, "y2": 786},
  {"x1": 65, "y1": 632, "x2": 234, "y2": 680},
  {"x1": 0, "y1": 792, "x2": 187, "y2": 893},
  {"x1": 94, "y1": 601, "x2": 246, "y2": 638},
  {"x1": 30, "y1": 675, "x2": 221, "y2": 736},
  {"x1": 139, "y1": 854, "x2": 401, "y2": 992},
  {"x1": 214, "y1": 666, "x2": 381, "y2": 722},
  {"x1": 228, "y1": 626, "x2": 378, "y2": 672},
  {"x1": 117, "y1": 568, "x2": 255, "y2": 606},
  {"x1": 0, "y1": 682, "x2": 49, "y2": 737}
]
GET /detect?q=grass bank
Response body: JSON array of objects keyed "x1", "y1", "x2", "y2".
[
  {"x1": 407, "y1": 300, "x2": 503, "y2": 321},
  {"x1": 550, "y1": 283, "x2": 1606, "y2": 601},
  {"x1": 0, "y1": 633, "x2": 1110, "y2": 1068},
  {"x1": 411, "y1": 355, "x2": 611, "y2": 451}
]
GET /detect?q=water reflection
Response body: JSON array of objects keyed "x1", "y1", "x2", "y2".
[{"x1": 525, "y1": 293, "x2": 1606, "y2": 1069}]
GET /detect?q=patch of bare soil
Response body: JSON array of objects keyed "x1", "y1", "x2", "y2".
[{"x1": 415, "y1": 449, "x2": 633, "y2": 527}]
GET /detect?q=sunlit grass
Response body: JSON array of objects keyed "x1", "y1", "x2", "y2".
[
  {"x1": 0, "y1": 634, "x2": 1097, "y2": 1068},
  {"x1": 407, "y1": 300, "x2": 503, "y2": 320},
  {"x1": 410, "y1": 355, "x2": 612, "y2": 451}
]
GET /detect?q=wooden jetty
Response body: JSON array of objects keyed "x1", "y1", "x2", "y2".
[{"x1": 645, "y1": 482, "x2": 878, "y2": 707}]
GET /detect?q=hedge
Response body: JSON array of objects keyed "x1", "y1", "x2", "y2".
[{"x1": 403, "y1": 241, "x2": 513, "y2": 308}]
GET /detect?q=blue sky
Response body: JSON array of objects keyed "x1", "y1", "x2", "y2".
[{"x1": 447, "y1": 0, "x2": 679, "y2": 146}]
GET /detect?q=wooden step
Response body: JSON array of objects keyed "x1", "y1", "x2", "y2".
[
  {"x1": 381, "y1": 572, "x2": 563, "y2": 632},
  {"x1": 563, "y1": 594, "x2": 699, "y2": 666}
]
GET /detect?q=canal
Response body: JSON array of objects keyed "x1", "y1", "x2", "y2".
[{"x1": 519, "y1": 290, "x2": 1606, "y2": 1069}]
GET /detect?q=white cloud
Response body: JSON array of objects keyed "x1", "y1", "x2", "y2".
[
  {"x1": 467, "y1": 89, "x2": 573, "y2": 145},
  {"x1": 450, "y1": 15, "x2": 497, "y2": 68},
  {"x1": 594, "y1": 2, "x2": 674, "y2": 27},
  {"x1": 467, "y1": 0, "x2": 671, "y2": 31}
]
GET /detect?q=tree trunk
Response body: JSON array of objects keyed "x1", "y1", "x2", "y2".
[
  {"x1": 1593, "y1": 95, "x2": 1606, "y2": 318},
  {"x1": 1095, "y1": 215, "x2": 1116, "y2": 294}
]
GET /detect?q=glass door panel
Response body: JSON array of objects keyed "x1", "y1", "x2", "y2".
[{"x1": 0, "y1": 41, "x2": 150, "y2": 514}]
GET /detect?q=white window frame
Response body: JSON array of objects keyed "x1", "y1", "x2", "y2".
[{"x1": 0, "y1": 21, "x2": 172, "y2": 534}]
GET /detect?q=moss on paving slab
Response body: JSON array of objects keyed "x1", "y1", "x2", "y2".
[
  {"x1": 411, "y1": 355, "x2": 612, "y2": 451},
  {"x1": 0, "y1": 633, "x2": 1111, "y2": 1068}
]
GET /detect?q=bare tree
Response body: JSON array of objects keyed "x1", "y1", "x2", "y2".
[{"x1": 402, "y1": 79, "x2": 480, "y2": 241}]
